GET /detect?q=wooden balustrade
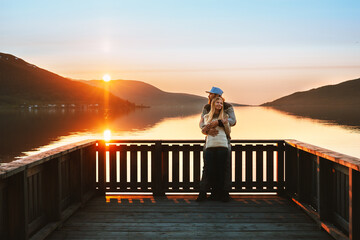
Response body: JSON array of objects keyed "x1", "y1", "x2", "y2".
[
  {"x1": 285, "y1": 139, "x2": 360, "y2": 240},
  {"x1": 95, "y1": 140, "x2": 285, "y2": 195},
  {"x1": 0, "y1": 139, "x2": 359, "y2": 240},
  {"x1": 0, "y1": 140, "x2": 96, "y2": 240}
]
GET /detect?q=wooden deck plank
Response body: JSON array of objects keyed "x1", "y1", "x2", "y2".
[
  {"x1": 48, "y1": 231, "x2": 331, "y2": 240},
  {"x1": 47, "y1": 195, "x2": 332, "y2": 240},
  {"x1": 73, "y1": 207, "x2": 299, "y2": 213},
  {"x1": 65, "y1": 215, "x2": 315, "y2": 223},
  {"x1": 46, "y1": 222, "x2": 322, "y2": 231}
]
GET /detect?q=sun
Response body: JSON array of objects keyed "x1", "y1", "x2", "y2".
[
  {"x1": 103, "y1": 129, "x2": 111, "y2": 141},
  {"x1": 102, "y1": 74, "x2": 111, "y2": 82}
]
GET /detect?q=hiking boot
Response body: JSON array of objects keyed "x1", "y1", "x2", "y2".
[
  {"x1": 208, "y1": 192, "x2": 220, "y2": 201},
  {"x1": 221, "y1": 192, "x2": 231, "y2": 202},
  {"x1": 196, "y1": 192, "x2": 207, "y2": 202}
]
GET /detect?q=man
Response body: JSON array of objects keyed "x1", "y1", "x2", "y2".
[{"x1": 196, "y1": 87, "x2": 236, "y2": 202}]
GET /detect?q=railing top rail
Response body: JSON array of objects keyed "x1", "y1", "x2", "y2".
[
  {"x1": 98, "y1": 139, "x2": 285, "y2": 144},
  {"x1": 4, "y1": 138, "x2": 359, "y2": 180},
  {"x1": 0, "y1": 139, "x2": 97, "y2": 179},
  {"x1": 0, "y1": 139, "x2": 285, "y2": 179},
  {"x1": 285, "y1": 139, "x2": 360, "y2": 171}
]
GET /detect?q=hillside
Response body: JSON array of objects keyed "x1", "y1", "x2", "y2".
[
  {"x1": 261, "y1": 78, "x2": 360, "y2": 129},
  {"x1": 262, "y1": 78, "x2": 360, "y2": 106},
  {"x1": 0, "y1": 53, "x2": 135, "y2": 111},
  {"x1": 84, "y1": 80, "x2": 208, "y2": 107}
]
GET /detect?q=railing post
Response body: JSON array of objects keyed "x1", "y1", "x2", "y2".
[
  {"x1": 97, "y1": 141, "x2": 106, "y2": 195},
  {"x1": 83, "y1": 144, "x2": 97, "y2": 200},
  {"x1": 285, "y1": 144, "x2": 299, "y2": 196},
  {"x1": 296, "y1": 149, "x2": 305, "y2": 201},
  {"x1": 79, "y1": 143, "x2": 97, "y2": 199},
  {"x1": 277, "y1": 142, "x2": 285, "y2": 195},
  {"x1": 8, "y1": 171, "x2": 28, "y2": 239},
  {"x1": 44, "y1": 158, "x2": 61, "y2": 223},
  {"x1": 79, "y1": 148, "x2": 85, "y2": 203},
  {"x1": 70, "y1": 150, "x2": 82, "y2": 203},
  {"x1": 152, "y1": 141, "x2": 165, "y2": 196},
  {"x1": 349, "y1": 168, "x2": 360, "y2": 240},
  {"x1": 0, "y1": 180, "x2": 7, "y2": 239},
  {"x1": 318, "y1": 157, "x2": 331, "y2": 222},
  {"x1": 316, "y1": 156, "x2": 320, "y2": 211}
]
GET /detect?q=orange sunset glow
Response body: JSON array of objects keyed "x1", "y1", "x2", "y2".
[
  {"x1": 1, "y1": 2, "x2": 360, "y2": 239},
  {"x1": 1, "y1": 1, "x2": 358, "y2": 105}
]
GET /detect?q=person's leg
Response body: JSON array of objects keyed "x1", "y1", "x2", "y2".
[
  {"x1": 207, "y1": 147, "x2": 227, "y2": 201},
  {"x1": 214, "y1": 147, "x2": 230, "y2": 202},
  {"x1": 198, "y1": 145, "x2": 209, "y2": 192},
  {"x1": 205, "y1": 148, "x2": 217, "y2": 191},
  {"x1": 196, "y1": 147, "x2": 213, "y2": 201},
  {"x1": 213, "y1": 149, "x2": 222, "y2": 199}
]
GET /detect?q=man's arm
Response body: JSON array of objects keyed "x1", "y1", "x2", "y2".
[
  {"x1": 199, "y1": 107, "x2": 208, "y2": 129},
  {"x1": 201, "y1": 118, "x2": 219, "y2": 136},
  {"x1": 221, "y1": 116, "x2": 231, "y2": 137},
  {"x1": 225, "y1": 105, "x2": 236, "y2": 127}
]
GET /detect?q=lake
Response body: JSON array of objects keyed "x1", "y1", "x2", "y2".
[{"x1": 1, "y1": 106, "x2": 360, "y2": 163}]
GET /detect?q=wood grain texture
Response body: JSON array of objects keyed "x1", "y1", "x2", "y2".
[
  {"x1": 285, "y1": 139, "x2": 360, "y2": 171},
  {"x1": 47, "y1": 195, "x2": 332, "y2": 240}
]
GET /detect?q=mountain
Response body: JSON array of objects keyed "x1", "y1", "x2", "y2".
[
  {"x1": 262, "y1": 78, "x2": 360, "y2": 106},
  {"x1": 0, "y1": 52, "x2": 135, "y2": 111},
  {"x1": 83, "y1": 80, "x2": 208, "y2": 107},
  {"x1": 261, "y1": 78, "x2": 360, "y2": 129}
]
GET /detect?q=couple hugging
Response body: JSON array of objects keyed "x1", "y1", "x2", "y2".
[{"x1": 197, "y1": 87, "x2": 236, "y2": 202}]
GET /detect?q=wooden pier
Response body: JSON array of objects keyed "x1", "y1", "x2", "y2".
[
  {"x1": 47, "y1": 195, "x2": 331, "y2": 239},
  {"x1": 0, "y1": 139, "x2": 359, "y2": 239}
]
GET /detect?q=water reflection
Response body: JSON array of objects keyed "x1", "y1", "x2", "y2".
[
  {"x1": 103, "y1": 129, "x2": 112, "y2": 142},
  {"x1": 268, "y1": 105, "x2": 360, "y2": 131},
  {"x1": 105, "y1": 104, "x2": 204, "y2": 131},
  {"x1": 1, "y1": 105, "x2": 360, "y2": 163},
  {"x1": 0, "y1": 104, "x2": 204, "y2": 162},
  {"x1": 229, "y1": 107, "x2": 360, "y2": 158},
  {"x1": 0, "y1": 109, "x2": 102, "y2": 162}
]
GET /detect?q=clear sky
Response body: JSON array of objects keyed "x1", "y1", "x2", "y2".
[{"x1": 1, "y1": 0, "x2": 360, "y2": 105}]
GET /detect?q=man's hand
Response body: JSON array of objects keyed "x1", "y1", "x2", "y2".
[
  {"x1": 209, "y1": 120, "x2": 219, "y2": 128},
  {"x1": 207, "y1": 128, "x2": 219, "y2": 136},
  {"x1": 201, "y1": 121, "x2": 219, "y2": 136}
]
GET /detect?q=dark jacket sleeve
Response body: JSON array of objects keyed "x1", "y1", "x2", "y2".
[{"x1": 224, "y1": 103, "x2": 236, "y2": 127}]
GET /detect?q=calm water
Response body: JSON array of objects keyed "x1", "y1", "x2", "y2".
[{"x1": 1, "y1": 106, "x2": 360, "y2": 163}]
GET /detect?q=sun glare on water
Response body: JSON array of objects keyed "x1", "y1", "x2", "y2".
[
  {"x1": 103, "y1": 74, "x2": 111, "y2": 82},
  {"x1": 103, "y1": 129, "x2": 112, "y2": 141}
]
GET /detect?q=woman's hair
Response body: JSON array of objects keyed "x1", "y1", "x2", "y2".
[{"x1": 206, "y1": 96, "x2": 225, "y2": 123}]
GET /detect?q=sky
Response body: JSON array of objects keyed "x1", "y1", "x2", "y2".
[{"x1": 1, "y1": 0, "x2": 360, "y2": 105}]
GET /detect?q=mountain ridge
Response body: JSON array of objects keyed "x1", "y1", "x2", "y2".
[
  {"x1": 1, "y1": 52, "x2": 229, "y2": 109},
  {"x1": 83, "y1": 79, "x2": 208, "y2": 107},
  {"x1": 262, "y1": 78, "x2": 360, "y2": 106},
  {"x1": 261, "y1": 77, "x2": 360, "y2": 130},
  {"x1": 1, "y1": 52, "x2": 245, "y2": 109},
  {"x1": 0, "y1": 52, "x2": 134, "y2": 111}
]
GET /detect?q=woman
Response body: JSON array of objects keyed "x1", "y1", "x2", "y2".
[{"x1": 201, "y1": 96, "x2": 231, "y2": 201}]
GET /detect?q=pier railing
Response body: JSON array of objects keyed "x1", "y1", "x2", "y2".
[
  {"x1": 285, "y1": 140, "x2": 360, "y2": 240},
  {"x1": 95, "y1": 140, "x2": 285, "y2": 195},
  {"x1": 0, "y1": 140, "x2": 97, "y2": 240},
  {"x1": 0, "y1": 139, "x2": 359, "y2": 240}
]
